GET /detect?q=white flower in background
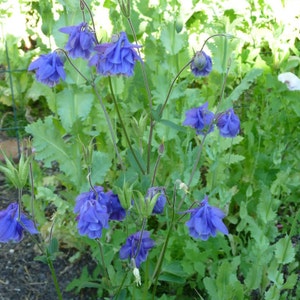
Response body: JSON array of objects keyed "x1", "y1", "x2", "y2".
[{"x1": 278, "y1": 72, "x2": 300, "y2": 91}]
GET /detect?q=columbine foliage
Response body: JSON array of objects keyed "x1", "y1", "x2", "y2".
[{"x1": 0, "y1": 0, "x2": 299, "y2": 299}]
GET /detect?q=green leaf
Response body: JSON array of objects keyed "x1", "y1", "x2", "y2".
[
  {"x1": 274, "y1": 236, "x2": 295, "y2": 264},
  {"x1": 26, "y1": 116, "x2": 82, "y2": 185},
  {"x1": 203, "y1": 277, "x2": 218, "y2": 299},
  {"x1": 48, "y1": 237, "x2": 59, "y2": 257},
  {"x1": 90, "y1": 150, "x2": 113, "y2": 185},
  {"x1": 160, "y1": 22, "x2": 187, "y2": 55},
  {"x1": 159, "y1": 261, "x2": 186, "y2": 284},
  {"x1": 57, "y1": 89, "x2": 94, "y2": 131},
  {"x1": 159, "y1": 119, "x2": 186, "y2": 132},
  {"x1": 227, "y1": 68, "x2": 263, "y2": 102},
  {"x1": 282, "y1": 273, "x2": 298, "y2": 289},
  {"x1": 222, "y1": 153, "x2": 245, "y2": 165}
]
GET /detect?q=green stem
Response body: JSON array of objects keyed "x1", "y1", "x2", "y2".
[
  {"x1": 47, "y1": 254, "x2": 63, "y2": 300},
  {"x1": 149, "y1": 183, "x2": 176, "y2": 294},
  {"x1": 59, "y1": 39, "x2": 122, "y2": 176},
  {"x1": 108, "y1": 77, "x2": 145, "y2": 174},
  {"x1": 151, "y1": 153, "x2": 161, "y2": 187},
  {"x1": 177, "y1": 47, "x2": 231, "y2": 210},
  {"x1": 126, "y1": 17, "x2": 154, "y2": 174},
  {"x1": 91, "y1": 82, "x2": 125, "y2": 170},
  {"x1": 158, "y1": 59, "x2": 192, "y2": 118},
  {"x1": 96, "y1": 239, "x2": 111, "y2": 287}
]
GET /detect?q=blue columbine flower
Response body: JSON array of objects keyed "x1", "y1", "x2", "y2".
[
  {"x1": 190, "y1": 51, "x2": 212, "y2": 77},
  {"x1": 75, "y1": 198, "x2": 109, "y2": 239},
  {"x1": 146, "y1": 187, "x2": 166, "y2": 214},
  {"x1": 105, "y1": 190, "x2": 126, "y2": 221},
  {"x1": 216, "y1": 108, "x2": 240, "y2": 138},
  {"x1": 59, "y1": 22, "x2": 96, "y2": 59},
  {"x1": 185, "y1": 196, "x2": 228, "y2": 240},
  {"x1": 74, "y1": 186, "x2": 126, "y2": 236},
  {"x1": 0, "y1": 203, "x2": 38, "y2": 243},
  {"x1": 28, "y1": 52, "x2": 66, "y2": 87},
  {"x1": 119, "y1": 231, "x2": 155, "y2": 268},
  {"x1": 183, "y1": 102, "x2": 215, "y2": 135},
  {"x1": 89, "y1": 31, "x2": 142, "y2": 76}
]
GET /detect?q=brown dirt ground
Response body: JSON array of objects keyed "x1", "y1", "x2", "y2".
[{"x1": 0, "y1": 173, "x2": 98, "y2": 300}]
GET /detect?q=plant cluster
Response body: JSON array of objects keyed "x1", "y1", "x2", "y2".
[{"x1": 0, "y1": 0, "x2": 299, "y2": 299}]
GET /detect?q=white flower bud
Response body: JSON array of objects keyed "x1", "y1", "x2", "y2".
[{"x1": 133, "y1": 267, "x2": 141, "y2": 286}]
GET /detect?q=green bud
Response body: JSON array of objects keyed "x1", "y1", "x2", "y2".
[
  {"x1": 114, "y1": 181, "x2": 134, "y2": 210},
  {"x1": 0, "y1": 151, "x2": 30, "y2": 189},
  {"x1": 134, "y1": 190, "x2": 160, "y2": 218},
  {"x1": 175, "y1": 16, "x2": 183, "y2": 33},
  {"x1": 118, "y1": 0, "x2": 130, "y2": 18}
]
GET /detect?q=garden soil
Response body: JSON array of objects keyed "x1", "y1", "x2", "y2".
[{"x1": 0, "y1": 174, "x2": 98, "y2": 300}]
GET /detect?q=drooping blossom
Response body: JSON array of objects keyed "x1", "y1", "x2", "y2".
[
  {"x1": 74, "y1": 197, "x2": 109, "y2": 239},
  {"x1": 190, "y1": 50, "x2": 212, "y2": 77},
  {"x1": 185, "y1": 196, "x2": 228, "y2": 240},
  {"x1": 105, "y1": 190, "x2": 126, "y2": 221},
  {"x1": 119, "y1": 231, "x2": 155, "y2": 268},
  {"x1": 216, "y1": 108, "x2": 240, "y2": 138},
  {"x1": 74, "y1": 187, "x2": 126, "y2": 238},
  {"x1": 28, "y1": 52, "x2": 66, "y2": 87},
  {"x1": 0, "y1": 203, "x2": 38, "y2": 243},
  {"x1": 145, "y1": 187, "x2": 166, "y2": 214},
  {"x1": 59, "y1": 22, "x2": 96, "y2": 59},
  {"x1": 89, "y1": 31, "x2": 142, "y2": 76},
  {"x1": 183, "y1": 102, "x2": 215, "y2": 135}
]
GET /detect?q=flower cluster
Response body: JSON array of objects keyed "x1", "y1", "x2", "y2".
[
  {"x1": 74, "y1": 186, "x2": 126, "y2": 239},
  {"x1": 119, "y1": 231, "x2": 155, "y2": 268},
  {"x1": 0, "y1": 203, "x2": 39, "y2": 243},
  {"x1": 28, "y1": 25, "x2": 141, "y2": 85},
  {"x1": 185, "y1": 196, "x2": 228, "y2": 240},
  {"x1": 183, "y1": 102, "x2": 240, "y2": 137}
]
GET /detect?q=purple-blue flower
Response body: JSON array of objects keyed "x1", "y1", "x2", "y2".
[
  {"x1": 216, "y1": 108, "x2": 240, "y2": 138},
  {"x1": 119, "y1": 231, "x2": 155, "y2": 268},
  {"x1": 0, "y1": 203, "x2": 38, "y2": 243},
  {"x1": 190, "y1": 51, "x2": 212, "y2": 77},
  {"x1": 75, "y1": 198, "x2": 109, "y2": 239},
  {"x1": 185, "y1": 196, "x2": 228, "y2": 240},
  {"x1": 74, "y1": 186, "x2": 126, "y2": 232},
  {"x1": 106, "y1": 190, "x2": 126, "y2": 221},
  {"x1": 89, "y1": 31, "x2": 142, "y2": 76},
  {"x1": 28, "y1": 52, "x2": 66, "y2": 87},
  {"x1": 183, "y1": 102, "x2": 215, "y2": 135},
  {"x1": 59, "y1": 22, "x2": 96, "y2": 59},
  {"x1": 146, "y1": 187, "x2": 166, "y2": 214}
]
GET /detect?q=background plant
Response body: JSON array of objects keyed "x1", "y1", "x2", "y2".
[{"x1": 0, "y1": 0, "x2": 299, "y2": 299}]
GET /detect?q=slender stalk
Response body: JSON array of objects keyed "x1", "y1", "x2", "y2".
[
  {"x1": 108, "y1": 77, "x2": 145, "y2": 174},
  {"x1": 177, "y1": 45, "x2": 231, "y2": 210},
  {"x1": 149, "y1": 183, "x2": 177, "y2": 295},
  {"x1": 134, "y1": 218, "x2": 147, "y2": 262},
  {"x1": 60, "y1": 47, "x2": 125, "y2": 168},
  {"x1": 158, "y1": 59, "x2": 192, "y2": 118},
  {"x1": 96, "y1": 239, "x2": 111, "y2": 286},
  {"x1": 91, "y1": 82, "x2": 125, "y2": 170},
  {"x1": 150, "y1": 153, "x2": 161, "y2": 187},
  {"x1": 126, "y1": 17, "x2": 154, "y2": 174},
  {"x1": 79, "y1": 0, "x2": 99, "y2": 43},
  {"x1": 114, "y1": 270, "x2": 129, "y2": 298},
  {"x1": 47, "y1": 255, "x2": 63, "y2": 300}
]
